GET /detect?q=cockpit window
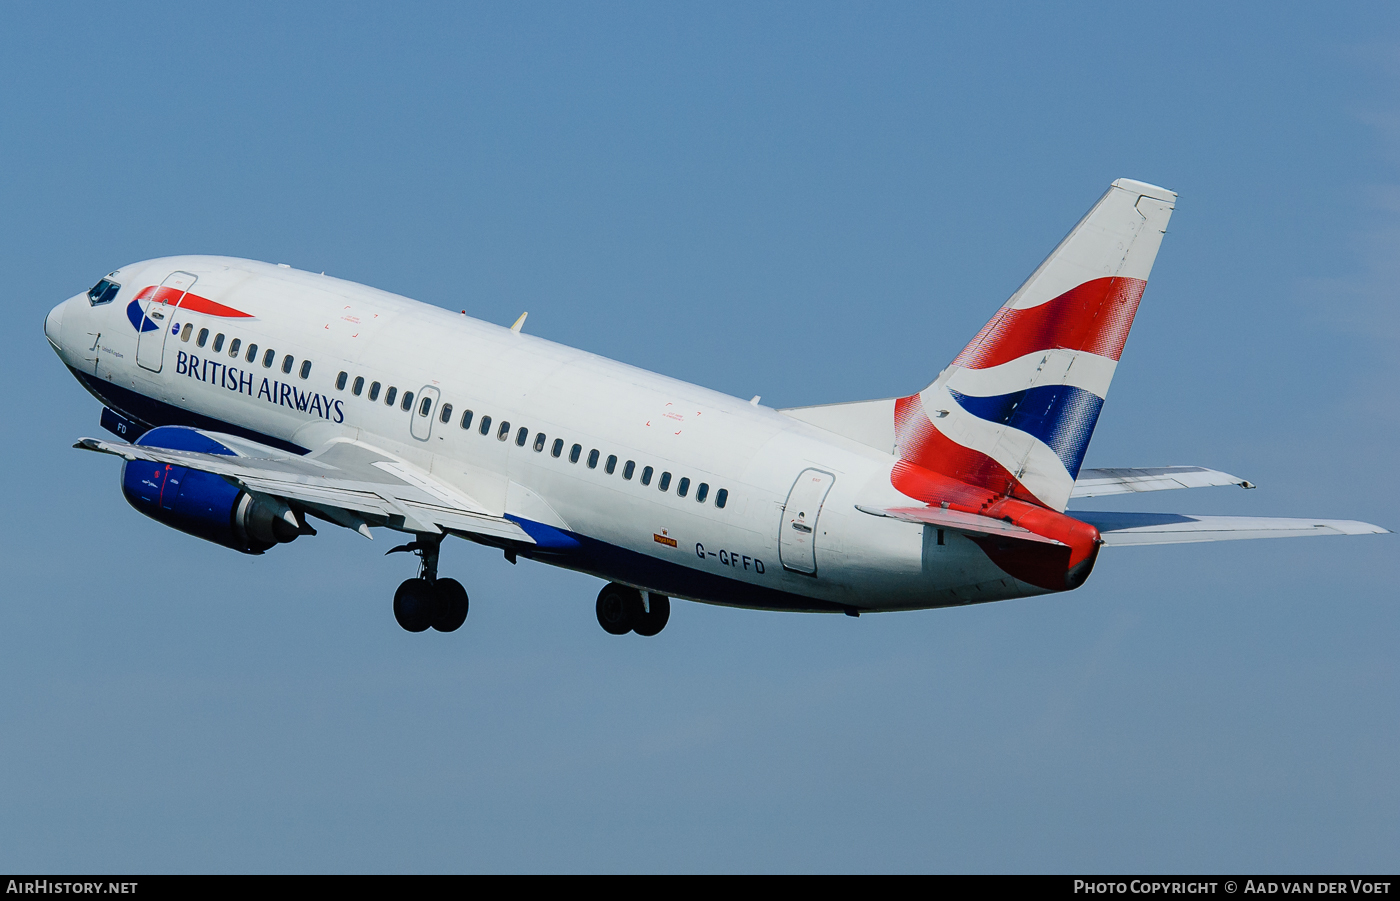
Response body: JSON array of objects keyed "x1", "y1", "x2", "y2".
[{"x1": 87, "y1": 278, "x2": 120, "y2": 306}]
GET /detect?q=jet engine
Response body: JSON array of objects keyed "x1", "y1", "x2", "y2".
[{"x1": 119, "y1": 426, "x2": 302, "y2": 554}]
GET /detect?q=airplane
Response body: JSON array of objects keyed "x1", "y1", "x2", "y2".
[{"x1": 43, "y1": 178, "x2": 1387, "y2": 636}]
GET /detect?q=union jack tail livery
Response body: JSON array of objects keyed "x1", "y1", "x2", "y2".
[{"x1": 894, "y1": 178, "x2": 1176, "y2": 512}]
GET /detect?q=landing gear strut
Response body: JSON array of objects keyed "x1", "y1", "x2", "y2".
[
  {"x1": 596, "y1": 583, "x2": 670, "y2": 636},
  {"x1": 388, "y1": 535, "x2": 469, "y2": 633}
]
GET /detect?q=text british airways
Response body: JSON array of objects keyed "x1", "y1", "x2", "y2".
[{"x1": 176, "y1": 350, "x2": 344, "y2": 423}]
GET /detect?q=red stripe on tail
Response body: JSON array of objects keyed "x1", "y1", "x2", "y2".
[
  {"x1": 887, "y1": 457, "x2": 1102, "y2": 591},
  {"x1": 952, "y1": 276, "x2": 1145, "y2": 370},
  {"x1": 893, "y1": 393, "x2": 1047, "y2": 506}
]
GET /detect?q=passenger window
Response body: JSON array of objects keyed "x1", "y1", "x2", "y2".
[
  {"x1": 515, "y1": 426, "x2": 528, "y2": 447},
  {"x1": 623, "y1": 461, "x2": 635, "y2": 480},
  {"x1": 229, "y1": 338, "x2": 241, "y2": 357},
  {"x1": 263, "y1": 349, "x2": 275, "y2": 368},
  {"x1": 401, "y1": 391, "x2": 414, "y2": 411},
  {"x1": 246, "y1": 343, "x2": 257, "y2": 363},
  {"x1": 300, "y1": 360, "x2": 312, "y2": 380},
  {"x1": 570, "y1": 444, "x2": 581, "y2": 463},
  {"x1": 282, "y1": 355, "x2": 294, "y2": 374},
  {"x1": 696, "y1": 482, "x2": 709, "y2": 503},
  {"x1": 677, "y1": 477, "x2": 690, "y2": 498},
  {"x1": 533, "y1": 432, "x2": 546, "y2": 452},
  {"x1": 197, "y1": 328, "x2": 209, "y2": 347},
  {"x1": 460, "y1": 409, "x2": 474, "y2": 430},
  {"x1": 213, "y1": 333, "x2": 225, "y2": 352},
  {"x1": 587, "y1": 449, "x2": 599, "y2": 469},
  {"x1": 605, "y1": 455, "x2": 617, "y2": 474},
  {"x1": 419, "y1": 396, "x2": 432, "y2": 417},
  {"x1": 479, "y1": 415, "x2": 491, "y2": 435},
  {"x1": 439, "y1": 403, "x2": 453, "y2": 424},
  {"x1": 715, "y1": 488, "x2": 728, "y2": 509},
  {"x1": 179, "y1": 324, "x2": 192, "y2": 342},
  {"x1": 352, "y1": 376, "x2": 364, "y2": 395},
  {"x1": 385, "y1": 386, "x2": 397, "y2": 406},
  {"x1": 369, "y1": 381, "x2": 381, "y2": 401},
  {"x1": 551, "y1": 438, "x2": 563, "y2": 458},
  {"x1": 658, "y1": 472, "x2": 671, "y2": 492},
  {"x1": 497, "y1": 421, "x2": 511, "y2": 441},
  {"x1": 641, "y1": 466, "x2": 654, "y2": 486},
  {"x1": 336, "y1": 372, "x2": 348, "y2": 391}
]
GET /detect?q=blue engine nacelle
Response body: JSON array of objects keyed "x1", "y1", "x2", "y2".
[{"x1": 120, "y1": 426, "x2": 301, "y2": 554}]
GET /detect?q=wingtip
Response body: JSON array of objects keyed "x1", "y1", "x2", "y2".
[
  {"x1": 74, "y1": 437, "x2": 135, "y2": 460},
  {"x1": 1324, "y1": 520, "x2": 1389, "y2": 536}
]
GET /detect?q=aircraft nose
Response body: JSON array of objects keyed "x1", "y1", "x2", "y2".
[{"x1": 44, "y1": 298, "x2": 66, "y2": 350}]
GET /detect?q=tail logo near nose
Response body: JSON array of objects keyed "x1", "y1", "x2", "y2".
[{"x1": 126, "y1": 286, "x2": 254, "y2": 332}]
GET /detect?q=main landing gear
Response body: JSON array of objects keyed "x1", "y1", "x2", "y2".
[
  {"x1": 596, "y1": 583, "x2": 670, "y2": 636},
  {"x1": 388, "y1": 535, "x2": 469, "y2": 633}
]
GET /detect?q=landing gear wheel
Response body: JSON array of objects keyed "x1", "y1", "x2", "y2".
[
  {"x1": 596, "y1": 584, "x2": 636, "y2": 635},
  {"x1": 432, "y1": 578, "x2": 469, "y2": 632},
  {"x1": 393, "y1": 578, "x2": 435, "y2": 632},
  {"x1": 632, "y1": 594, "x2": 670, "y2": 636}
]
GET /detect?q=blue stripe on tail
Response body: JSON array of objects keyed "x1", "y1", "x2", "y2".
[{"x1": 949, "y1": 385, "x2": 1104, "y2": 479}]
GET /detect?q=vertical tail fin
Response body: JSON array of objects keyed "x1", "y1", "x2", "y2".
[{"x1": 895, "y1": 178, "x2": 1176, "y2": 512}]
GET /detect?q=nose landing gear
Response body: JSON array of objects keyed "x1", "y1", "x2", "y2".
[
  {"x1": 596, "y1": 583, "x2": 670, "y2": 636},
  {"x1": 388, "y1": 535, "x2": 469, "y2": 633}
]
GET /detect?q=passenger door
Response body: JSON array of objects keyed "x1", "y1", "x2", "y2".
[
  {"x1": 410, "y1": 385, "x2": 441, "y2": 441},
  {"x1": 136, "y1": 271, "x2": 198, "y2": 373},
  {"x1": 779, "y1": 468, "x2": 835, "y2": 575}
]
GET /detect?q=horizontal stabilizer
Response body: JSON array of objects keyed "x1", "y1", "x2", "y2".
[
  {"x1": 1071, "y1": 466, "x2": 1254, "y2": 498},
  {"x1": 855, "y1": 504, "x2": 1067, "y2": 546},
  {"x1": 1074, "y1": 511, "x2": 1389, "y2": 546}
]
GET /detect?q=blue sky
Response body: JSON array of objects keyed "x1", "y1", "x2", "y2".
[{"x1": 2, "y1": 2, "x2": 1397, "y2": 872}]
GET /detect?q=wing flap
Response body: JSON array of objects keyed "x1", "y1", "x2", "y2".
[
  {"x1": 76, "y1": 435, "x2": 536, "y2": 544},
  {"x1": 1071, "y1": 466, "x2": 1253, "y2": 498},
  {"x1": 1074, "y1": 511, "x2": 1388, "y2": 546}
]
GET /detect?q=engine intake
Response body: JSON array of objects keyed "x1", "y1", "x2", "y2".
[{"x1": 120, "y1": 426, "x2": 302, "y2": 554}]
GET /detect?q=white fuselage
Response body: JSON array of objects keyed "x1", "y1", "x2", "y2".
[{"x1": 48, "y1": 256, "x2": 1044, "y2": 612}]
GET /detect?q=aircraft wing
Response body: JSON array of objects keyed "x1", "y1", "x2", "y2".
[
  {"x1": 1073, "y1": 511, "x2": 1389, "y2": 546},
  {"x1": 76, "y1": 434, "x2": 535, "y2": 544},
  {"x1": 1071, "y1": 466, "x2": 1254, "y2": 498}
]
